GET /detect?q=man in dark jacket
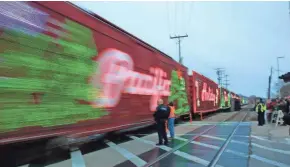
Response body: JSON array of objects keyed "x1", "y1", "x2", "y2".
[
  {"x1": 153, "y1": 99, "x2": 170, "y2": 146},
  {"x1": 285, "y1": 98, "x2": 290, "y2": 114}
]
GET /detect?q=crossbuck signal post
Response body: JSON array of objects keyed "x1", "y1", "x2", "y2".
[{"x1": 170, "y1": 34, "x2": 188, "y2": 64}]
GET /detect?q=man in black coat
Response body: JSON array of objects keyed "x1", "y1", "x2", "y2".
[
  {"x1": 153, "y1": 99, "x2": 170, "y2": 146},
  {"x1": 283, "y1": 98, "x2": 290, "y2": 126},
  {"x1": 285, "y1": 98, "x2": 290, "y2": 114}
]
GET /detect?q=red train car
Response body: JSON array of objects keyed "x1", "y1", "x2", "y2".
[
  {"x1": 0, "y1": 1, "x2": 190, "y2": 144},
  {"x1": 189, "y1": 71, "x2": 220, "y2": 114}
]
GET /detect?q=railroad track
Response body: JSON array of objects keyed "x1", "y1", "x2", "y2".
[
  {"x1": 4, "y1": 109, "x2": 251, "y2": 167},
  {"x1": 141, "y1": 110, "x2": 249, "y2": 167},
  {"x1": 225, "y1": 111, "x2": 249, "y2": 122},
  {"x1": 208, "y1": 111, "x2": 248, "y2": 167}
]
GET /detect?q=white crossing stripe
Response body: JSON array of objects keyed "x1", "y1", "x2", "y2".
[
  {"x1": 174, "y1": 150, "x2": 212, "y2": 166},
  {"x1": 251, "y1": 154, "x2": 290, "y2": 167},
  {"x1": 174, "y1": 136, "x2": 187, "y2": 141},
  {"x1": 251, "y1": 135, "x2": 272, "y2": 142},
  {"x1": 135, "y1": 133, "x2": 249, "y2": 138},
  {"x1": 128, "y1": 136, "x2": 224, "y2": 167},
  {"x1": 226, "y1": 149, "x2": 248, "y2": 158},
  {"x1": 71, "y1": 150, "x2": 86, "y2": 167},
  {"x1": 201, "y1": 135, "x2": 226, "y2": 141},
  {"x1": 106, "y1": 141, "x2": 147, "y2": 167},
  {"x1": 175, "y1": 136, "x2": 248, "y2": 157},
  {"x1": 231, "y1": 140, "x2": 250, "y2": 146},
  {"x1": 202, "y1": 135, "x2": 290, "y2": 155},
  {"x1": 252, "y1": 135, "x2": 290, "y2": 145},
  {"x1": 129, "y1": 136, "x2": 172, "y2": 152},
  {"x1": 251, "y1": 135, "x2": 267, "y2": 140},
  {"x1": 191, "y1": 141, "x2": 220, "y2": 150},
  {"x1": 201, "y1": 135, "x2": 249, "y2": 146},
  {"x1": 175, "y1": 136, "x2": 220, "y2": 150},
  {"x1": 251, "y1": 143, "x2": 290, "y2": 155},
  {"x1": 179, "y1": 122, "x2": 251, "y2": 126}
]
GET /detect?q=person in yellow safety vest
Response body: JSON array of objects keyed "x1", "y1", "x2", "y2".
[{"x1": 256, "y1": 98, "x2": 266, "y2": 126}]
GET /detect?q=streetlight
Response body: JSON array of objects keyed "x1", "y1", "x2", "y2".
[{"x1": 277, "y1": 56, "x2": 284, "y2": 78}]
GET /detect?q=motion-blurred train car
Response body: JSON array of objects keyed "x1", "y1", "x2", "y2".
[
  {"x1": 0, "y1": 1, "x2": 191, "y2": 144},
  {"x1": 239, "y1": 95, "x2": 248, "y2": 106},
  {"x1": 189, "y1": 71, "x2": 220, "y2": 115}
]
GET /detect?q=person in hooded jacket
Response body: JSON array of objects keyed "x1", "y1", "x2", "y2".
[{"x1": 153, "y1": 99, "x2": 170, "y2": 146}]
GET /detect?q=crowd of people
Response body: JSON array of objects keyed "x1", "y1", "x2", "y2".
[
  {"x1": 153, "y1": 97, "x2": 290, "y2": 145},
  {"x1": 255, "y1": 97, "x2": 290, "y2": 126}
]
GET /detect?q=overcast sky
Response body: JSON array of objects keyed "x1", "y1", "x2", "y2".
[{"x1": 73, "y1": 1, "x2": 290, "y2": 98}]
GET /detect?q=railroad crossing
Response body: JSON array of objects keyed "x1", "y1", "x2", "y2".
[{"x1": 13, "y1": 108, "x2": 290, "y2": 167}]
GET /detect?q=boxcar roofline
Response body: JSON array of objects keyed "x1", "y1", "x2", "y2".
[
  {"x1": 66, "y1": 2, "x2": 188, "y2": 70},
  {"x1": 192, "y1": 71, "x2": 218, "y2": 86}
]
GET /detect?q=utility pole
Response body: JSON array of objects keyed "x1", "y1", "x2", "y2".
[
  {"x1": 224, "y1": 74, "x2": 230, "y2": 89},
  {"x1": 267, "y1": 66, "x2": 273, "y2": 99},
  {"x1": 170, "y1": 34, "x2": 188, "y2": 64},
  {"x1": 215, "y1": 68, "x2": 225, "y2": 87},
  {"x1": 216, "y1": 68, "x2": 225, "y2": 108}
]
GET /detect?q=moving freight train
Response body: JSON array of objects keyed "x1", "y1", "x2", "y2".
[{"x1": 0, "y1": 1, "x2": 248, "y2": 145}]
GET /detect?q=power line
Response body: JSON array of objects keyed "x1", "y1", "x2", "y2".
[
  {"x1": 186, "y1": 1, "x2": 194, "y2": 34},
  {"x1": 177, "y1": 2, "x2": 181, "y2": 34},
  {"x1": 166, "y1": 1, "x2": 171, "y2": 36},
  {"x1": 272, "y1": 67, "x2": 286, "y2": 73},
  {"x1": 170, "y1": 34, "x2": 188, "y2": 64},
  {"x1": 181, "y1": 1, "x2": 185, "y2": 34},
  {"x1": 174, "y1": 2, "x2": 177, "y2": 35}
]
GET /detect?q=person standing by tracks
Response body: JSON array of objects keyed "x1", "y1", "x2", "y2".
[
  {"x1": 282, "y1": 97, "x2": 290, "y2": 135},
  {"x1": 153, "y1": 99, "x2": 170, "y2": 146},
  {"x1": 256, "y1": 98, "x2": 266, "y2": 126},
  {"x1": 281, "y1": 98, "x2": 290, "y2": 126},
  {"x1": 167, "y1": 102, "x2": 175, "y2": 140}
]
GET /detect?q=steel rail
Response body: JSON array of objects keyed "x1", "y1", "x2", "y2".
[
  {"x1": 142, "y1": 110, "x2": 246, "y2": 167},
  {"x1": 207, "y1": 111, "x2": 249, "y2": 167}
]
